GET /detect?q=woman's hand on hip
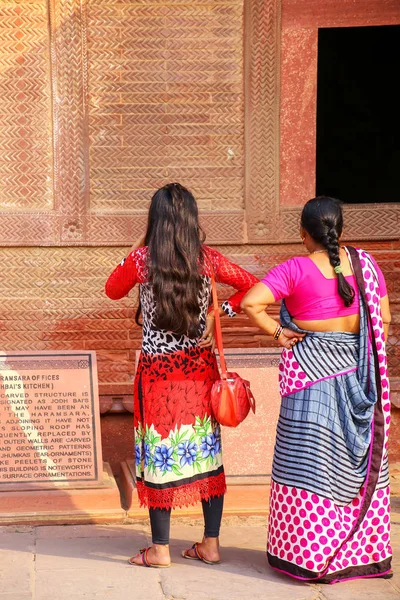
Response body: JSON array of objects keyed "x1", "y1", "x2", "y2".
[{"x1": 279, "y1": 328, "x2": 306, "y2": 350}]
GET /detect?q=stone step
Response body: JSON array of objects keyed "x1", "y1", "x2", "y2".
[{"x1": 0, "y1": 462, "x2": 125, "y2": 525}]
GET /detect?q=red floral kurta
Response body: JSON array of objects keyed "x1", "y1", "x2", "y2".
[{"x1": 105, "y1": 246, "x2": 258, "y2": 509}]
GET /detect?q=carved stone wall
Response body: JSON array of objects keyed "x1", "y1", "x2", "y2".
[
  {"x1": 0, "y1": 0, "x2": 54, "y2": 240},
  {"x1": 0, "y1": 242, "x2": 397, "y2": 388},
  {"x1": 87, "y1": 2, "x2": 245, "y2": 213},
  {"x1": 1, "y1": 1, "x2": 398, "y2": 246},
  {"x1": 0, "y1": 0, "x2": 279, "y2": 386},
  {"x1": 0, "y1": 0, "x2": 282, "y2": 246}
]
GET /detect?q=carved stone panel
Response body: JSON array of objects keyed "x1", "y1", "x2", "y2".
[
  {"x1": 0, "y1": 0, "x2": 282, "y2": 247},
  {"x1": 0, "y1": 0, "x2": 88, "y2": 245},
  {"x1": 0, "y1": 1, "x2": 53, "y2": 213},
  {"x1": 1, "y1": 1, "x2": 396, "y2": 247}
]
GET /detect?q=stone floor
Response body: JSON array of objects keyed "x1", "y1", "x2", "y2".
[{"x1": 0, "y1": 511, "x2": 399, "y2": 600}]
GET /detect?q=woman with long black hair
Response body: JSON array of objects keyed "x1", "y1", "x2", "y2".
[
  {"x1": 242, "y1": 197, "x2": 392, "y2": 583},
  {"x1": 105, "y1": 182, "x2": 260, "y2": 568}
]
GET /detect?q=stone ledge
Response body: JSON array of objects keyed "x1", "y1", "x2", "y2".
[{"x1": 0, "y1": 463, "x2": 125, "y2": 526}]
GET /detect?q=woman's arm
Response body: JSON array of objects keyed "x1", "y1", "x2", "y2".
[
  {"x1": 201, "y1": 249, "x2": 257, "y2": 348},
  {"x1": 105, "y1": 250, "x2": 140, "y2": 300},
  {"x1": 207, "y1": 248, "x2": 259, "y2": 316},
  {"x1": 200, "y1": 249, "x2": 258, "y2": 349},
  {"x1": 241, "y1": 282, "x2": 305, "y2": 349}
]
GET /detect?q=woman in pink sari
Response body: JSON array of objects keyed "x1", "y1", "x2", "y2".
[{"x1": 242, "y1": 197, "x2": 392, "y2": 583}]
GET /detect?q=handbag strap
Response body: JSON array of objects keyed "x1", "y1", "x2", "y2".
[{"x1": 209, "y1": 263, "x2": 228, "y2": 379}]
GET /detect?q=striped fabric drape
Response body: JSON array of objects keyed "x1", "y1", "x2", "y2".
[{"x1": 267, "y1": 248, "x2": 391, "y2": 583}]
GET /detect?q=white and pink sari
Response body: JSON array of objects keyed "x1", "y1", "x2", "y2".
[{"x1": 267, "y1": 247, "x2": 391, "y2": 583}]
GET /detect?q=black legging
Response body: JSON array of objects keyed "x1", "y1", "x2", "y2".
[{"x1": 149, "y1": 495, "x2": 224, "y2": 545}]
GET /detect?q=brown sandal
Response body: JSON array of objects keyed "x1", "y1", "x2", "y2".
[
  {"x1": 182, "y1": 542, "x2": 221, "y2": 565},
  {"x1": 128, "y1": 547, "x2": 171, "y2": 568}
]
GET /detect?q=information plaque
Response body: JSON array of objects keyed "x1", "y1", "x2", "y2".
[{"x1": 0, "y1": 351, "x2": 102, "y2": 490}]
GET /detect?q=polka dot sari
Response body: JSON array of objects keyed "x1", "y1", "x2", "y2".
[{"x1": 267, "y1": 248, "x2": 391, "y2": 583}]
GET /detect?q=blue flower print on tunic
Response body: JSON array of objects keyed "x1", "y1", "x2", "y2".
[
  {"x1": 177, "y1": 441, "x2": 198, "y2": 467},
  {"x1": 200, "y1": 433, "x2": 221, "y2": 459},
  {"x1": 135, "y1": 444, "x2": 141, "y2": 466},
  {"x1": 154, "y1": 444, "x2": 175, "y2": 472},
  {"x1": 144, "y1": 443, "x2": 151, "y2": 468}
]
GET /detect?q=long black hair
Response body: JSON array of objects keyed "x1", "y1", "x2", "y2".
[
  {"x1": 301, "y1": 196, "x2": 355, "y2": 307},
  {"x1": 135, "y1": 182, "x2": 206, "y2": 337}
]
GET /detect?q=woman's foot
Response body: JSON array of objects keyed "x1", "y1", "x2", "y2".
[
  {"x1": 129, "y1": 544, "x2": 171, "y2": 567},
  {"x1": 183, "y1": 537, "x2": 221, "y2": 564}
]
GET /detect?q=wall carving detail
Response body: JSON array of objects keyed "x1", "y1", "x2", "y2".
[
  {"x1": 1, "y1": 0, "x2": 260, "y2": 246},
  {"x1": 0, "y1": 1, "x2": 398, "y2": 245}
]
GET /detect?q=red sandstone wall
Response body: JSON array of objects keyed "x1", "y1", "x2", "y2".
[
  {"x1": 1, "y1": 241, "x2": 398, "y2": 469},
  {"x1": 0, "y1": 243, "x2": 397, "y2": 390},
  {"x1": 0, "y1": 0, "x2": 276, "y2": 392}
]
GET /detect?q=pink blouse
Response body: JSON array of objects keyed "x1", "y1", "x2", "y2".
[{"x1": 261, "y1": 254, "x2": 387, "y2": 320}]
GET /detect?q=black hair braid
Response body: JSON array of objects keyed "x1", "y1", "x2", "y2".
[
  {"x1": 325, "y1": 226, "x2": 341, "y2": 269},
  {"x1": 301, "y1": 196, "x2": 355, "y2": 308}
]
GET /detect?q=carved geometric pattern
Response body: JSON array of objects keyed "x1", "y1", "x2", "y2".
[
  {"x1": 52, "y1": 0, "x2": 88, "y2": 241},
  {"x1": 87, "y1": 211, "x2": 243, "y2": 245},
  {"x1": 0, "y1": 0, "x2": 399, "y2": 248},
  {"x1": 86, "y1": 0, "x2": 245, "y2": 243},
  {"x1": 0, "y1": 246, "x2": 397, "y2": 393},
  {"x1": 0, "y1": 0, "x2": 88, "y2": 244},
  {"x1": 0, "y1": 1, "x2": 53, "y2": 211},
  {"x1": 1, "y1": 3, "x2": 399, "y2": 406},
  {"x1": 279, "y1": 205, "x2": 400, "y2": 242},
  {"x1": 244, "y1": 0, "x2": 281, "y2": 243}
]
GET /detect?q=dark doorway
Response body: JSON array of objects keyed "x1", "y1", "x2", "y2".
[{"x1": 316, "y1": 25, "x2": 400, "y2": 204}]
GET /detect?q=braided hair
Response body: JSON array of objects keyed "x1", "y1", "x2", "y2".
[{"x1": 301, "y1": 196, "x2": 355, "y2": 307}]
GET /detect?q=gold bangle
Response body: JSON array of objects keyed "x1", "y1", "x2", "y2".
[{"x1": 273, "y1": 325, "x2": 283, "y2": 340}]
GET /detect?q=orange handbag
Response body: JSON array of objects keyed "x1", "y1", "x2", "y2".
[{"x1": 209, "y1": 268, "x2": 256, "y2": 427}]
